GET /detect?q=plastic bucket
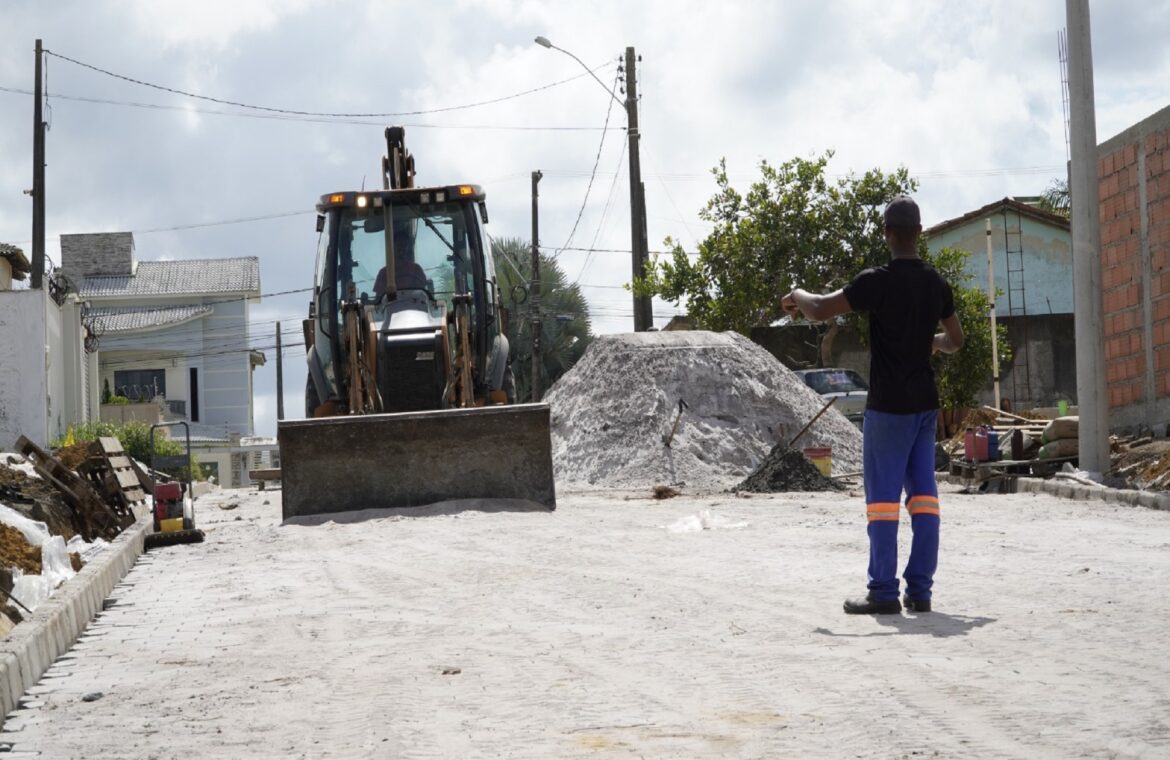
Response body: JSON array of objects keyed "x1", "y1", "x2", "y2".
[{"x1": 803, "y1": 447, "x2": 832, "y2": 476}]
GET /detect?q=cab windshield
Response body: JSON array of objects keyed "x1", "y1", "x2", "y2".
[{"x1": 332, "y1": 201, "x2": 477, "y2": 309}]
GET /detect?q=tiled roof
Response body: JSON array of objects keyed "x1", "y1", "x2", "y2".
[
  {"x1": 0, "y1": 243, "x2": 30, "y2": 280},
  {"x1": 924, "y1": 197, "x2": 1070, "y2": 238},
  {"x1": 78, "y1": 257, "x2": 260, "y2": 298},
  {"x1": 88, "y1": 304, "x2": 213, "y2": 334}
]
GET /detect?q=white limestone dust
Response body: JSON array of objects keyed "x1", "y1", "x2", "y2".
[{"x1": 544, "y1": 331, "x2": 862, "y2": 490}]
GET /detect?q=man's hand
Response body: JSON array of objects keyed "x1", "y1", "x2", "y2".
[
  {"x1": 933, "y1": 314, "x2": 965, "y2": 354},
  {"x1": 781, "y1": 291, "x2": 802, "y2": 318}
]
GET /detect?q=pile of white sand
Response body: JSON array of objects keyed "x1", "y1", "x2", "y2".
[{"x1": 544, "y1": 331, "x2": 863, "y2": 490}]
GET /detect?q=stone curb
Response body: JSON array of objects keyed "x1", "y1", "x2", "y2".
[
  {"x1": 939, "y1": 474, "x2": 1170, "y2": 511},
  {"x1": 0, "y1": 515, "x2": 149, "y2": 725}
]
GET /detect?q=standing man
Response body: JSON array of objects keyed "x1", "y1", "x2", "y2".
[{"x1": 782, "y1": 196, "x2": 964, "y2": 615}]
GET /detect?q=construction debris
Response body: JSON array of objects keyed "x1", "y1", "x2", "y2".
[
  {"x1": 546, "y1": 331, "x2": 862, "y2": 490},
  {"x1": 734, "y1": 446, "x2": 845, "y2": 493},
  {"x1": 0, "y1": 433, "x2": 153, "y2": 624},
  {"x1": 16, "y1": 436, "x2": 134, "y2": 542}
]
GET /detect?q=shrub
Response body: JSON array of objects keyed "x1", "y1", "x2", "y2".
[{"x1": 53, "y1": 420, "x2": 203, "y2": 481}]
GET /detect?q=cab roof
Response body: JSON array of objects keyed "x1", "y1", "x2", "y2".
[{"x1": 317, "y1": 185, "x2": 485, "y2": 211}]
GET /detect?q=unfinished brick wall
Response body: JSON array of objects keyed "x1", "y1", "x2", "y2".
[{"x1": 1099, "y1": 104, "x2": 1170, "y2": 427}]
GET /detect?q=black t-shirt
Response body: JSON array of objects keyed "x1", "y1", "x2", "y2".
[{"x1": 843, "y1": 258, "x2": 955, "y2": 414}]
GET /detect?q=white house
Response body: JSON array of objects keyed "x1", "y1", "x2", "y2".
[
  {"x1": 0, "y1": 244, "x2": 91, "y2": 450},
  {"x1": 61, "y1": 232, "x2": 263, "y2": 486}
]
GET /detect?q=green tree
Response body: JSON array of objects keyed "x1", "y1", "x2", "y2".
[
  {"x1": 492, "y1": 237, "x2": 594, "y2": 401},
  {"x1": 634, "y1": 151, "x2": 915, "y2": 338},
  {"x1": 924, "y1": 246, "x2": 1012, "y2": 415}
]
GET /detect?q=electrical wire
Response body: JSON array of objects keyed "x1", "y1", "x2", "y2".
[
  {"x1": 0, "y1": 85, "x2": 620, "y2": 131},
  {"x1": 573, "y1": 142, "x2": 626, "y2": 285},
  {"x1": 551, "y1": 67, "x2": 621, "y2": 260},
  {"x1": 42, "y1": 50, "x2": 617, "y2": 119}
]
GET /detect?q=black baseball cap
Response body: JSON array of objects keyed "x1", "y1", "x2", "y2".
[{"x1": 883, "y1": 195, "x2": 921, "y2": 228}]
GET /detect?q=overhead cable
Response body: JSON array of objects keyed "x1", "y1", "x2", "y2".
[{"x1": 42, "y1": 50, "x2": 617, "y2": 118}]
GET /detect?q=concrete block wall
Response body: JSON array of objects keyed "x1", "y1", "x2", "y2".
[
  {"x1": 59, "y1": 232, "x2": 135, "y2": 278},
  {"x1": 1099, "y1": 104, "x2": 1170, "y2": 430}
]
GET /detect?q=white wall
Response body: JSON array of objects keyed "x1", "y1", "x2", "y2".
[
  {"x1": 0, "y1": 290, "x2": 49, "y2": 448},
  {"x1": 44, "y1": 296, "x2": 66, "y2": 443}
]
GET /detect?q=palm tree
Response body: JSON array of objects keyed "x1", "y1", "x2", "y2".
[
  {"x1": 1038, "y1": 178, "x2": 1071, "y2": 218},
  {"x1": 492, "y1": 237, "x2": 593, "y2": 401}
]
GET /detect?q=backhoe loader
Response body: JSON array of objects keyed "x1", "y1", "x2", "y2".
[{"x1": 278, "y1": 128, "x2": 555, "y2": 518}]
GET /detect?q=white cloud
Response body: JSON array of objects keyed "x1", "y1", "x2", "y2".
[{"x1": 112, "y1": 0, "x2": 322, "y2": 50}]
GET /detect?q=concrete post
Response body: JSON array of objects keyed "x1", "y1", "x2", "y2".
[{"x1": 1066, "y1": 0, "x2": 1110, "y2": 472}]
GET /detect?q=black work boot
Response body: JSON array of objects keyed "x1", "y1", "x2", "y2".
[
  {"x1": 902, "y1": 594, "x2": 932, "y2": 613},
  {"x1": 843, "y1": 593, "x2": 902, "y2": 615}
]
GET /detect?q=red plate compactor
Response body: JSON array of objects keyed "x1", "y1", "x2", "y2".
[{"x1": 145, "y1": 421, "x2": 205, "y2": 549}]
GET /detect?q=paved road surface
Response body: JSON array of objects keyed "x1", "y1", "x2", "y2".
[{"x1": 1, "y1": 484, "x2": 1168, "y2": 758}]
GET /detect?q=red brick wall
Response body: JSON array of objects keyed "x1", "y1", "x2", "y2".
[{"x1": 1100, "y1": 122, "x2": 1170, "y2": 411}]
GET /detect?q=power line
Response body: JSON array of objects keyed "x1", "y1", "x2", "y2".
[
  {"x1": 42, "y1": 49, "x2": 617, "y2": 119},
  {"x1": 551, "y1": 68, "x2": 621, "y2": 260},
  {"x1": 573, "y1": 142, "x2": 627, "y2": 285},
  {"x1": 0, "y1": 85, "x2": 620, "y2": 131}
]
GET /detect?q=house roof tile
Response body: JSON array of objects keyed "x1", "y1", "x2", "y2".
[
  {"x1": 78, "y1": 257, "x2": 260, "y2": 298},
  {"x1": 88, "y1": 304, "x2": 213, "y2": 334}
]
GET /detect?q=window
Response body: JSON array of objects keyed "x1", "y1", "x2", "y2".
[
  {"x1": 114, "y1": 369, "x2": 166, "y2": 402},
  {"x1": 189, "y1": 368, "x2": 200, "y2": 422}
]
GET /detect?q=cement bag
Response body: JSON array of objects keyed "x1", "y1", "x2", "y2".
[
  {"x1": 1042, "y1": 416, "x2": 1079, "y2": 444},
  {"x1": 1038, "y1": 437, "x2": 1079, "y2": 460}
]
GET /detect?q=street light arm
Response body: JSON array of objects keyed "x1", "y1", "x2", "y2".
[{"x1": 534, "y1": 37, "x2": 624, "y2": 108}]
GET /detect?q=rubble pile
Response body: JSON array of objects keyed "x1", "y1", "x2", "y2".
[
  {"x1": 0, "y1": 439, "x2": 144, "y2": 633},
  {"x1": 735, "y1": 445, "x2": 845, "y2": 493},
  {"x1": 545, "y1": 331, "x2": 863, "y2": 490}
]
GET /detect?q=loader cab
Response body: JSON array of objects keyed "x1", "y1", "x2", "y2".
[{"x1": 308, "y1": 187, "x2": 503, "y2": 412}]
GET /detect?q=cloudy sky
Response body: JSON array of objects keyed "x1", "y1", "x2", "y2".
[{"x1": 2, "y1": 0, "x2": 1169, "y2": 436}]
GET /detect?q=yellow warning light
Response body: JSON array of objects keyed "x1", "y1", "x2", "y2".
[
  {"x1": 458, "y1": 185, "x2": 475, "y2": 196},
  {"x1": 328, "y1": 194, "x2": 345, "y2": 204}
]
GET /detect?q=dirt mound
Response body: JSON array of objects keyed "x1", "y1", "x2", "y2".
[
  {"x1": 55, "y1": 442, "x2": 94, "y2": 471},
  {"x1": 544, "y1": 331, "x2": 862, "y2": 490},
  {"x1": 734, "y1": 446, "x2": 844, "y2": 493},
  {"x1": 0, "y1": 523, "x2": 42, "y2": 575},
  {"x1": 0, "y1": 465, "x2": 78, "y2": 541}
]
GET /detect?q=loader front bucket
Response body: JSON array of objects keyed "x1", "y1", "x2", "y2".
[{"x1": 277, "y1": 403, "x2": 555, "y2": 520}]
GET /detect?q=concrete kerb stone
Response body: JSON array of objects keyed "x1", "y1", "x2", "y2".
[
  {"x1": 939, "y1": 473, "x2": 1170, "y2": 511},
  {"x1": 0, "y1": 515, "x2": 149, "y2": 725}
]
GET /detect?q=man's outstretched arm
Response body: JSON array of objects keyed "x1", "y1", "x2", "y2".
[{"x1": 781, "y1": 288, "x2": 852, "y2": 322}]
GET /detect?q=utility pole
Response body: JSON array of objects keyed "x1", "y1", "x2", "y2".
[
  {"x1": 1066, "y1": 0, "x2": 1110, "y2": 473},
  {"x1": 986, "y1": 219, "x2": 1001, "y2": 410},
  {"x1": 625, "y1": 47, "x2": 653, "y2": 332},
  {"x1": 31, "y1": 39, "x2": 45, "y2": 289},
  {"x1": 275, "y1": 321, "x2": 284, "y2": 421},
  {"x1": 530, "y1": 170, "x2": 543, "y2": 402}
]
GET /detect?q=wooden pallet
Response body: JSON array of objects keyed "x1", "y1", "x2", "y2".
[
  {"x1": 950, "y1": 455, "x2": 1078, "y2": 486},
  {"x1": 16, "y1": 436, "x2": 127, "y2": 542},
  {"x1": 75, "y1": 438, "x2": 145, "y2": 528}
]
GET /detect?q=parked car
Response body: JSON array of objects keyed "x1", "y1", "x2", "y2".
[{"x1": 794, "y1": 368, "x2": 868, "y2": 427}]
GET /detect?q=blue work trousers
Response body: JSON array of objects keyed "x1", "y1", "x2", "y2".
[{"x1": 862, "y1": 409, "x2": 940, "y2": 602}]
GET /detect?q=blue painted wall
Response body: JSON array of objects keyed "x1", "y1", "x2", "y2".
[{"x1": 926, "y1": 210, "x2": 1072, "y2": 316}]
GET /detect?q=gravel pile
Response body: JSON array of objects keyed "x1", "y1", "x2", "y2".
[
  {"x1": 734, "y1": 445, "x2": 844, "y2": 493},
  {"x1": 544, "y1": 331, "x2": 863, "y2": 490}
]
